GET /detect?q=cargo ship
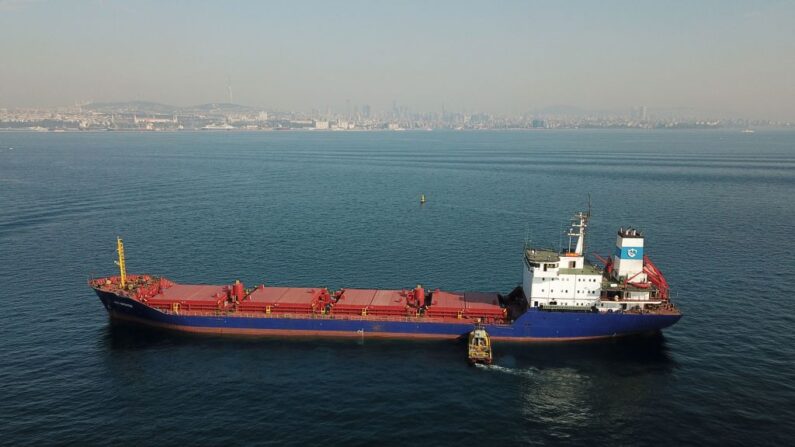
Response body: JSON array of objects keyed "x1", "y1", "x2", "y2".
[{"x1": 90, "y1": 211, "x2": 681, "y2": 341}]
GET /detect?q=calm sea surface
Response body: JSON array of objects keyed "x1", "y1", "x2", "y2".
[{"x1": 0, "y1": 130, "x2": 793, "y2": 446}]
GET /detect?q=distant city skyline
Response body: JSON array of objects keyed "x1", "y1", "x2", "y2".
[
  {"x1": 4, "y1": 99, "x2": 787, "y2": 133},
  {"x1": 1, "y1": 0, "x2": 794, "y2": 120}
]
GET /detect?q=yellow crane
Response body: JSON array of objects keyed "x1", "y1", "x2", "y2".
[{"x1": 115, "y1": 236, "x2": 127, "y2": 288}]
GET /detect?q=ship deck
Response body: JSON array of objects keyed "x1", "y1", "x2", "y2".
[{"x1": 91, "y1": 275, "x2": 509, "y2": 324}]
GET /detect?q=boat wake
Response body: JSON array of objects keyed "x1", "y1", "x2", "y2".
[{"x1": 475, "y1": 363, "x2": 539, "y2": 378}]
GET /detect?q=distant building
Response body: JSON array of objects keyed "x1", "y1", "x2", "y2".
[
  {"x1": 632, "y1": 106, "x2": 648, "y2": 121},
  {"x1": 289, "y1": 120, "x2": 313, "y2": 128},
  {"x1": 314, "y1": 120, "x2": 329, "y2": 129},
  {"x1": 333, "y1": 120, "x2": 353, "y2": 130},
  {"x1": 532, "y1": 119, "x2": 546, "y2": 128}
]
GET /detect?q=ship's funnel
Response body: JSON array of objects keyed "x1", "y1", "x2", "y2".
[{"x1": 612, "y1": 228, "x2": 646, "y2": 282}]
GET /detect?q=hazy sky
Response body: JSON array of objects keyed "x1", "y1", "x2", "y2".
[{"x1": 1, "y1": 0, "x2": 793, "y2": 119}]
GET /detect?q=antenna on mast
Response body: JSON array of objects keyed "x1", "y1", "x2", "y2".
[
  {"x1": 567, "y1": 195, "x2": 592, "y2": 256},
  {"x1": 582, "y1": 194, "x2": 592, "y2": 255},
  {"x1": 587, "y1": 193, "x2": 592, "y2": 218}
]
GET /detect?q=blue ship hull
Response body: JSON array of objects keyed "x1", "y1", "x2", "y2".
[{"x1": 94, "y1": 289, "x2": 681, "y2": 341}]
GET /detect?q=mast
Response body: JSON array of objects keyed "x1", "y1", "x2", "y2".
[
  {"x1": 116, "y1": 236, "x2": 127, "y2": 288},
  {"x1": 565, "y1": 197, "x2": 592, "y2": 255},
  {"x1": 577, "y1": 212, "x2": 588, "y2": 255},
  {"x1": 567, "y1": 210, "x2": 589, "y2": 255},
  {"x1": 584, "y1": 194, "x2": 592, "y2": 255}
]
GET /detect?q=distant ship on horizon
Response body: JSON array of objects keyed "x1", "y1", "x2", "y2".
[{"x1": 201, "y1": 123, "x2": 235, "y2": 130}]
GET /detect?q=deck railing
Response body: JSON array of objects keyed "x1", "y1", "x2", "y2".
[{"x1": 153, "y1": 307, "x2": 512, "y2": 326}]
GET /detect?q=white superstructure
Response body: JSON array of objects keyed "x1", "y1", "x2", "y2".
[
  {"x1": 522, "y1": 211, "x2": 664, "y2": 312},
  {"x1": 522, "y1": 212, "x2": 602, "y2": 309}
]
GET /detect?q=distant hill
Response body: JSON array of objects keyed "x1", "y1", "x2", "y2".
[
  {"x1": 534, "y1": 105, "x2": 589, "y2": 116},
  {"x1": 85, "y1": 101, "x2": 178, "y2": 114},
  {"x1": 84, "y1": 101, "x2": 261, "y2": 115},
  {"x1": 186, "y1": 103, "x2": 259, "y2": 113}
]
